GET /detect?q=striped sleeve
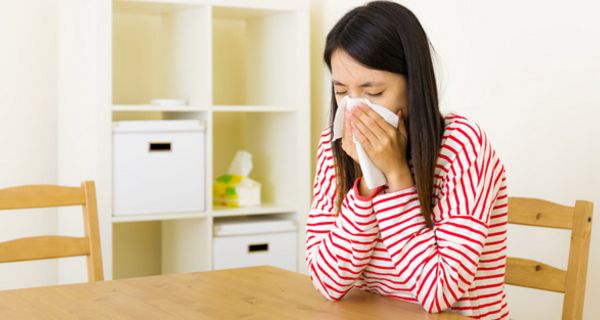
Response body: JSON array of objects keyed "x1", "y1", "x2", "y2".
[
  {"x1": 305, "y1": 127, "x2": 385, "y2": 301},
  {"x1": 371, "y1": 123, "x2": 502, "y2": 313}
]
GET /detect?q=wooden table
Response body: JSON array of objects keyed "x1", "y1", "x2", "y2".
[{"x1": 0, "y1": 266, "x2": 468, "y2": 319}]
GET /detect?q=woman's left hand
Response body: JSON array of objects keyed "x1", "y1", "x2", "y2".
[{"x1": 349, "y1": 104, "x2": 414, "y2": 191}]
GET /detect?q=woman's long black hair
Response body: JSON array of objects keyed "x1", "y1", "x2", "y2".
[{"x1": 324, "y1": 1, "x2": 444, "y2": 228}]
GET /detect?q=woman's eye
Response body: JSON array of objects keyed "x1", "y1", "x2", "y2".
[{"x1": 334, "y1": 91, "x2": 382, "y2": 96}]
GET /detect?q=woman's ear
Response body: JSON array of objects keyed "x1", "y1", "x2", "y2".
[{"x1": 396, "y1": 109, "x2": 404, "y2": 123}]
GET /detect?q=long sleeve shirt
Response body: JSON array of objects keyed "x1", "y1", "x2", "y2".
[{"x1": 305, "y1": 113, "x2": 509, "y2": 320}]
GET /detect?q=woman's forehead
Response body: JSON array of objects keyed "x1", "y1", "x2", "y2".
[{"x1": 331, "y1": 50, "x2": 386, "y2": 85}]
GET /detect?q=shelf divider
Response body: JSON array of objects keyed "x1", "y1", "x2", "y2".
[
  {"x1": 112, "y1": 211, "x2": 210, "y2": 223},
  {"x1": 211, "y1": 204, "x2": 296, "y2": 217},
  {"x1": 112, "y1": 105, "x2": 210, "y2": 112}
]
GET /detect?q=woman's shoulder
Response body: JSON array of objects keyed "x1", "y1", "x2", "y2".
[
  {"x1": 437, "y1": 112, "x2": 498, "y2": 175},
  {"x1": 315, "y1": 126, "x2": 335, "y2": 164},
  {"x1": 317, "y1": 126, "x2": 334, "y2": 148},
  {"x1": 441, "y1": 112, "x2": 488, "y2": 154},
  {"x1": 320, "y1": 126, "x2": 333, "y2": 140}
]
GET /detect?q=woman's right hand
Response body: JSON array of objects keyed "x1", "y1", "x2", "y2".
[
  {"x1": 341, "y1": 107, "x2": 360, "y2": 163},
  {"x1": 343, "y1": 105, "x2": 383, "y2": 197}
]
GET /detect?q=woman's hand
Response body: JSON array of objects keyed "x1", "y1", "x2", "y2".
[
  {"x1": 342, "y1": 106, "x2": 381, "y2": 197},
  {"x1": 341, "y1": 107, "x2": 359, "y2": 163},
  {"x1": 349, "y1": 104, "x2": 414, "y2": 191}
]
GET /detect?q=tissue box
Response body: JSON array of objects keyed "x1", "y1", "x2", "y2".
[{"x1": 213, "y1": 174, "x2": 261, "y2": 207}]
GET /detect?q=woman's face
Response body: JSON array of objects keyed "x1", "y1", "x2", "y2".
[{"x1": 331, "y1": 48, "x2": 408, "y2": 116}]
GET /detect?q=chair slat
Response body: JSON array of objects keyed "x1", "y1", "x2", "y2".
[
  {"x1": 563, "y1": 200, "x2": 594, "y2": 320},
  {"x1": 505, "y1": 257, "x2": 566, "y2": 292},
  {"x1": 508, "y1": 197, "x2": 573, "y2": 229},
  {"x1": 0, "y1": 185, "x2": 85, "y2": 210},
  {"x1": 82, "y1": 181, "x2": 104, "y2": 282},
  {"x1": 0, "y1": 181, "x2": 104, "y2": 284},
  {"x1": 507, "y1": 197, "x2": 593, "y2": 320},
  {"x1": 0, "y1": 236, "x2": 90, "y2": 263}
]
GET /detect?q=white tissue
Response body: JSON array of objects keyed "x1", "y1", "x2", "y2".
[
  {"x1": 227, "y1": 150, "x2": 253, "y2": 177},
  {"x1": 332, "y1": 96, "x2": 400, "y2": 189}
]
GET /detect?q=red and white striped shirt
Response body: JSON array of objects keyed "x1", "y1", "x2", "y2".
[{"x1": 306, "y1": 113, "x2": 509, "y2": 319}]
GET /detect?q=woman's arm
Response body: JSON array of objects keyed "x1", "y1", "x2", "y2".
[
  {"x1": 372, "y1": 126, "x2": 504, "y2": 313},
  {"x1": 305, "y1": 128, "x2": 384, "y2": 301}
]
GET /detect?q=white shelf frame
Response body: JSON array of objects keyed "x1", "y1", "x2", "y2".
[
  {"x1": 112, "y1": 105, "x2": 211, "y2": 112},
  {"x1": 112, "y1": 204, "x2": 297, "y2": 223},
  {"x1": 58, "y1": 0, "x2": 310, "y2": 282},
  {"x1": 112, "y1": 104, "x2": 298, "y2": 113},
  {"x1": 112, "y1": 211, "x2": 210, "y2": 223}
]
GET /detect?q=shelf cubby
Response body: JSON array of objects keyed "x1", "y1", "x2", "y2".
[
  {"x1": 113, "y1": 221, "x2": 162, "y2": 279},
  {"x1": 113, "y1": 2, "x2": 211, "y2": 106},
  {"x1": 113, "y1": 217, "x2": 212, "y2": 279},
  {"x1": 212, "y1": 6, "x2": 300, "y2": 108},
  {"x1": 212, "y1": 111, "x2": 299, "y2": 209}
]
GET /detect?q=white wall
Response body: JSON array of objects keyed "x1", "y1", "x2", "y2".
[
  {"x1": 56, "y1": 0, "x2": 112, "y2": 284},
  {"x1": 0, "y1": 0, "x2": 59, "y2": 290},
  {"x1": 0, "y1": 0, "x2": 111, "y2": 289},
  {"x1": 310, "y1": 1, "x2": 600, "y2": 319}
]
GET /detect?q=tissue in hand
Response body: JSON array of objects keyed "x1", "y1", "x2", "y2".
[
  {"x1": 213, "y1": 150, "x2": 261, "y2": 207},
  {"x1": 332, "y1": 96, "x2": 400, "y2": 189}
]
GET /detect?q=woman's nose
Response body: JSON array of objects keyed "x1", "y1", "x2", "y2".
[{"x1": 345, "y1": 92, "x2": 363, "y2": 100}]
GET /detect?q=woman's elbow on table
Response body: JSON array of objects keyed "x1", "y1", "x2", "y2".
[{"x1": 307, "y1": 268, "x2": 352, "y2": 302}]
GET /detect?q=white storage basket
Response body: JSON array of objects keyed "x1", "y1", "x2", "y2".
[
  {"x1": 213, "y1": 217, "x2": 297, "y2": 271},
  {"x1": 112, "y1": 120, "x2": 205, "y2": 216}
]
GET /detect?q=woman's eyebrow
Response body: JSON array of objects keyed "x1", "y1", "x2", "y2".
[{"x1": 332, "y1": 80, "x2": 384, "y2": 87}]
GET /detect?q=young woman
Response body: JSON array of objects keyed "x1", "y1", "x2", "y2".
[{"x1": 305, "y1": 2, "x2": 509, "y2": 319}]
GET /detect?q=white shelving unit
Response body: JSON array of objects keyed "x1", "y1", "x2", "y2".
[{"x1": 57, "y1": 0, "x2": 310, "y2": 282}]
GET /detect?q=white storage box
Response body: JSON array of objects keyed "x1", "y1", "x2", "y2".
[
  {"x1": 113, "y1": 120, "x2": 205, "y2": 216},
  {"x1": 213, "y1": 217, "x2": 297, "y2": 271}
]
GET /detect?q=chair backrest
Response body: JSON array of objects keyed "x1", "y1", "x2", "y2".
[
  {"x1": 506, "y1": 197, "x2": 593, "y2": 320},
  {"x1": 0, "y1": 181, "x2": 103, "y2": 282}
]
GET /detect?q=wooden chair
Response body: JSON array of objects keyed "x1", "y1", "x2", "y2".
[
  {"x1": 506, "y1": 197, "x2": 593, "y2": 320},
  {"x1": 0, "y1": 181, "x2": 103, "y2": 282}
]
